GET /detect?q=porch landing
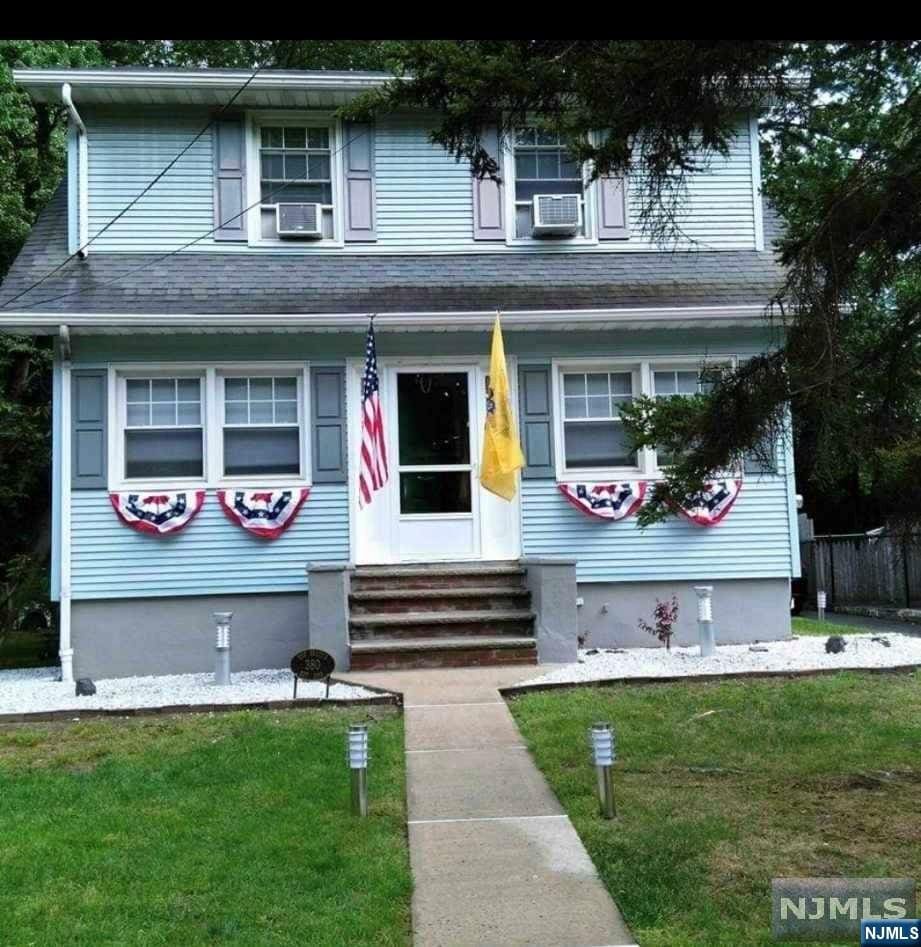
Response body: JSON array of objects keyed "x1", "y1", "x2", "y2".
[{"x1": 338, "y1": 665, "x2": 636, "y2": 946}]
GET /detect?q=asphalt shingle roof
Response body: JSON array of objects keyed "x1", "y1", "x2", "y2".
[{"x1": 0, "y1": 183, "x2": 786, "y2": 317}]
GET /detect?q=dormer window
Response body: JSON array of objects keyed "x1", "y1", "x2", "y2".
[
  {"x1": 513, "y1": 129, "x2": 586, "y2": 238},
  {"x1": 258, "y1": 123, "x2": 334, "y2": 240}
]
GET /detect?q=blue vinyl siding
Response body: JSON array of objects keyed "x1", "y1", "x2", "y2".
[
  {"x1": 81, "y1": 109, "x2": 760, "y2": 254},
  {"x1": 70, "y1": 485, "x2": 348, "y2": 600},
  {"x1": 522, "y1": 444, "x2": 796, "y2": 583}
]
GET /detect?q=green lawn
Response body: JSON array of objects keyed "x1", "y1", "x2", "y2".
[
  {"x1": 509, "y1": 672, "x2": 921, "y2": 947},
  {"x1": 0, "y1": 708, "x2": 411, "y2": 946},
  {"x1": 792, "y1": 616, "x2": 875, "y2": 637}
]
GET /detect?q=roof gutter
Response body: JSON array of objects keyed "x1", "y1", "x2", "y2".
[{"x1": 61, "y1": 83, "x2": 89, "y2": 257}]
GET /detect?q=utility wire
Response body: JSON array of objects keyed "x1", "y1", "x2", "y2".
[
  {"x1": 1, "y1": 64, "x2": 264, "y2": 310},
  {"x1": 6, "y1": 125, "x2": 371, "y2": 312}
]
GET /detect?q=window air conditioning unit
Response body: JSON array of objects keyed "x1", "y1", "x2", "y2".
[
  {"x1": 532, "y1": 194, "x2": 582, "y2": 236},
  {"x1": 276, "y1": 203, "x2": 323, "y2": 239}
]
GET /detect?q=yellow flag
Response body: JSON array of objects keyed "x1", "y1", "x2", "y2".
[{"x1": 480, "y1": 314, "x2": 525, "y2": 501}]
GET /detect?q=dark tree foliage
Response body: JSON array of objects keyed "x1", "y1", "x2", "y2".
[{"x1": 352, "y1": 40, "x2": 921, "y2": 532}]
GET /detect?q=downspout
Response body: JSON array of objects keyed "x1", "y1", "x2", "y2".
[
  {"x1": 61, "y1": 83, "x2": 89, "y2": 256},
  {"x1": 59, "y1": 325, "x2": 74, "y2": 682}
]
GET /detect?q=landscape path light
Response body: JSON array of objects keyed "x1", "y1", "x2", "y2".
[
  {"x1": 347, "y1": 723, "x2": 369, "y2": 817},
  {"x1": 817, "y1": 590, "x2": 827, "y2": 622},
  {"x1": 212, "y1": 611, "x2": 233, "y2": 686},
  {"x1": 694, "y1": 586, "x2": 715, "y2": 657},
  {"x1": 589, "y1": 722, "x2": 616, "y2": 819}
]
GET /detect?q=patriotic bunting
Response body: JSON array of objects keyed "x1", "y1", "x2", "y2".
[
  {"x1": 110, "y1": 491, "x2": 206, "y2": 535},
  {"x1": 217, "y1": 488, "x2": 310, "y2": 539},
  {"x1": 558, "y1": 481, "x2": 647, "y2": 521},
  {"x1": 671, "y1": 479, "x2": 742, "y2": 526}
]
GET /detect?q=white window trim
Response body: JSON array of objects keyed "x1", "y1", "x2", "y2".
[
  {"x1": 107, "y1": 361, "x2": 312, "y2": 492},
  {"x1": 245, "y1": 110, "x2": 345, "y2": 248},
  {"x1": 503, "y1": 126, "x2": 599, "y2": 247},
  {"x1": 552, "y1": 356, "x2": 737, "y2": 481}
]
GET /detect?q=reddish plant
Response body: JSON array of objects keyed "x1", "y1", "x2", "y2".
[{"x1": 638, "y1": 595, "x2": 680, "y2": 651}]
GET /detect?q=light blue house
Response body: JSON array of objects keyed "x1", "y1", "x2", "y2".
[{"x1": 1, "y1": 68, "x2": 799, "y2": 681}]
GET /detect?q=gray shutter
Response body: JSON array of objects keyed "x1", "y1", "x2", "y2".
[
  {"x1": 518, "y1": 364, "x2": 555, "y2": 478},
  {"x1": 344, "y1": 122, "x2": 376, "y2": 242},
  {"x1": 597, "y1": 175, "x2": 629, "y2": 240},
  {"x1": 311, "y1": 366, "x2": 347, "y2": 483},
  {"x1": 213, "y1": 117, "x2": 247, "y2": 242},
  {"x1": 472, "y1": 126, "x2": 506, "y2": 241},
  {"x1": 72, "y1": 369, "x2": 107, "y2": 489}
]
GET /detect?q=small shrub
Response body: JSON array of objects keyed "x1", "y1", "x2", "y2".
[{"x1": 638, "y1": 595, "x2": 680, "y2": 651}]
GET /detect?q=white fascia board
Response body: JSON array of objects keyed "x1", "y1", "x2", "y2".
[{"x1": 0, "y1": 305, "x2": 768, "y2": 334}]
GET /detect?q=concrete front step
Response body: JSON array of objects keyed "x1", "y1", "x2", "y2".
[
  {"x1": 350, "y1": 636, "x2": 538, "y2": 670},
  {"x1": 349, "y1": 609, "x2": 536, "y2": 642},
  {"x1": 349, "y1": 586, "x2": 532, "y2": 615},
  {"x1": 351, "y1": 564, "x2": 526, "y2": 592}
]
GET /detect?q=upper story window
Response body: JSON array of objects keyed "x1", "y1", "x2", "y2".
[
  {"x1": 513, "y1": 128, "x2": 587, "y2": 239},
  {"x1": 122, "y1": 376, "x2": 204, "y2": 480},
  {"x1": 257, "y1": 123, "x2": 334, "y2": 241}
]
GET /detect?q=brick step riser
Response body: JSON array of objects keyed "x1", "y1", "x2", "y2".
[
  {"x1": 350, "y1": 623, "x2": 535, "y2": 642},
  {"x1": 350, "y1": 647, "x2": 538, "y2": 671},
  {"x1": 349, "y1": 595, "x2": 531, "y2": 616},
  {"x1": 351, "y1": 573, "x2": 526, "y2": 593}
]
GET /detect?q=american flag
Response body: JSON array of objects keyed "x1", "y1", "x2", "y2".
[{"x1": 358, "y1": 317, "x2": 389, "y2": 508}]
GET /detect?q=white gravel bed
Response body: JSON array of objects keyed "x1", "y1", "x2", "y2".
[
  {"x1": 521, "y1": 633, "x2": 921, "y2": 688},
  {"x1": 0, "y1": 666, "x2": 382, "y2": 716}
]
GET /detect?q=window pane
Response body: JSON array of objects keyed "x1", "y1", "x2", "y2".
[
  {"x1": 151, "y1": 379, "x2": 175, "y2": 402},
  {"x1": 250, "y1": 378, "x2": 273, "y2": 401},
  {"x1": 516, "y1": 128, "x2": 536, "y2": 146},
  {"x1": 537, "y1": 151, "x2": 560, "y2": 179},
  {"x1": 676, "y1": 371, "x2": 699, "y2": 394},
  {"x1": 515, "y1": 152, "x2": 537, "y2": 179},
  {"x1": 177, "y1": 403, "x2": 201, "y2": 426},
  {"x1": 151, "y1": 403, "x2": 176, "y2": 426},
  {"x1": 284, "y1": 153, "x2": 307, "y2": 181},
  {"x1": 515, "y1": 179, "x2": 583, "y2": 200},
  {"x1": 536, "y1": 129, "x2": 559, "y2": 145},
  {"x1": 261, "y1": 153, "x2": 284, "y2": 179},
  {"x1": 563, "y1": 374, "x2": 586, "y2": 397},
  {"x1": 126, "y1": 404, "x2": 149, "y2": 427},
  {"x1": 126, "y1": 379, "x2": 149, "y2": 403},
  {"x1": 307, "y1": 128, "x2": 329, "y2": 149},
  {"x1": 177, "y1": 378, "x2": 200, "y2": 402},
  {"x1": 587, "y1": 395, "x2": 610, "y2": 418},
  {"x1": 125, "y1": 429, "x2": 203, "y2": 479},
  {"x1": 283, "y1": 126, "x2": 306, "y2": 148},
  {"x1": 262, "y1": 127, "x2": 283, "y2": 148},
  {"x1": 397, "y1": 372, "x2": 470, "y2": 465},
  {"x1": 564, "y1": 397, "x2": 586, "y2": 420},
  {"x1": 610, "y1": 372, "x2": 632, "y2": 395},
  {"x1": 274, "y1": 401, "x2": 297, "y2": 424},
  {"x1": 274, "y1": 377, "x2": 297, "y2": 400},
  {"x1": 224, "y1": 428, "x2": 300, "y2": 476},
  {"x1": 560, "y1": 154, "x2": 581, "y2": 179},
  {"x1": 308, "y1": 154, "x2": 331, "y2": 180},
  {"x1": 654, "y1": 371, "x2": 676, "y2": 396},
  {"x1": 225, "y1": 402, "x2": 248, "y2": 424},
  {"x1": 564, "y1": 421, "x2": 634, "y2": 468},
  {"x1": 586, "y1": 373, "x2": 608, "y2": 396},
  {"x1": 225, "y1": 378, "x2": 248, "y2": 400},
  {"x1": 250, "y1": 402, "x2": 273, "y2": 424},
  {"x1": 400, "y1": 472, "x2": 471, "y2": 515}
]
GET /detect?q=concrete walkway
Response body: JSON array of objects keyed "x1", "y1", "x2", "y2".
[{"x1": 342, "y1": 666, "x2": 636, "y2": 947}]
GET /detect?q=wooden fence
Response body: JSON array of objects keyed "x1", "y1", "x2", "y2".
[{"x1": 800, "y1": 533, "x2": 921, "y2": 609}]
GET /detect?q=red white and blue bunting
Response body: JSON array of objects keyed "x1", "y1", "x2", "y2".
[
  {"x1": 109, "y1": 491, "x2": 206, "y2": 535},
  {"x1": 558, "y1": 481, "x2": 647, "y2": 522},
  {"x1": 217, "y1": 488, "x2": 310, "y2": 539},
  {"x1": 671, "y1": 479, "x2": 742, "y2": 527}
]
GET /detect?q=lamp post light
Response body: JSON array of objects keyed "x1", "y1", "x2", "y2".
[
  {"x1": 817, "y1": 590, "x2": 827, "y2": 622},
  {"x1": 347, "y1": 724, "x2": 369, "y2": 817},
  {"x1": 694, "y1": 586, "x2": 715, "y2": 657},
  {"x1": 589, "y1": 722, "x2": 616, "y2": 819},
  {"x1": 212, "y1": 611, "x2": 233, "y2": 686}
]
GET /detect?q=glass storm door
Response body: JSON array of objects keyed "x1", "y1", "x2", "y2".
[{"x1": 392, "y1": 368, "x2": 480, "y2": 561}]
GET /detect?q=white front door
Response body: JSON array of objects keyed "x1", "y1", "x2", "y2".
[
  {"x1": 351, "y1": 358, "x2": 521, "y2": 565},
  {"x1": 390, "y1": 366, "x2": 480, "y2": 561}
]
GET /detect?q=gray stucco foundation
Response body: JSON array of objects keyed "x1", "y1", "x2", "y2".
[
  {"x1": 72, "y1": 592, "x2": 308, "y2": 679},
  {"x1": 576, "y1": 578, "x2": 791, "y2": 649}
]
